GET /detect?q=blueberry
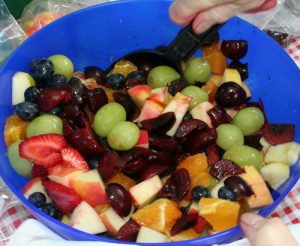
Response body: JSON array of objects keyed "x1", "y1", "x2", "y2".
[
  {"x1": 46, "y1": 106, "x2": 63, "y2": 116},
  {"x1": 218, "y1": 186, "x2": 237, "y2": 201},
  {"x1": 41, "y1": 203, "x2": 63, "y2": 220},
  {"x1": 24, "y1": 86, "x2": 41, "y2": 103},
  {"x1": 16, "y1": 102, "x2": 39, "y2": 121},
  {"x1": 192, "y1": 185, "x2": 209, "y2": 202},
  {"x1": 127, "y1": 71, "x2": 146, "y2": 83},
  {"x1": 88, "y1": 158, "x2": 99, "y2": 169},
  {"x1": 47, "y1": 74, "x2": 67, "y2": 87},
  {"x1": 106, "y1": 73, "x2": 125, "y2": 90},
  {"x1": 29, "y1": 59, "x2": 54, "y2": 83},
  {"x1": 28, "y1": 192, "x2": 46, "y2": 208}
]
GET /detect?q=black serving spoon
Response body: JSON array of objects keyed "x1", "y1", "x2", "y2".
[{"x1": 105, "y1": 22, "x2": 224, "y2": 73}]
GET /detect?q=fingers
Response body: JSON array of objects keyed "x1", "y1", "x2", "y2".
[
  {"x1": 169, "y1": 0, "x2": 235, "y2": 26},
  {"x1": 240, "y1": 213, "x2": 298, "y2": 246},
  {"x1": 169, "y1": 0, "x2": 277, "y2": 33},
  {"x1": 247, "y1": 0, "x2": 277, "y2": 13},
  {"x1": 192, "y1": 4, "x2": 240, "y2": 33}
]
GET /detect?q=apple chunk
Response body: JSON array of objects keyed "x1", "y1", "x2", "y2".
[
  {"x1": 129, "y1": 175, "x2": 162, "y2": 208},
  {"x1": 162, "y1": 92, "x2": 192, "y2": 137},
  {"x1": 190, "y1": 101, "x2": 214, "y2": 128},
  {"x1": 264, "y1": 142, "x2": 300, "y2": 166},
  {"x1": 148, "y1": 87, "x2": 170, "y2": 106},
  {"x1": 260, "y1": 162, "x2": 290, "y2": 190},
  {"x1": 48, "y1": 166, "x2": 85, "y2": 187},
  {"x1": 128, "y1": 85, "x2": 152, "y2": 107},
  {"x1": 136, "y1": 226, "x2": 170, "y2": 243},
  {"x1": 23, "y1": 177, "x2": 51, "y2": 203},
  {"x1": 70, "y1": 201, "x2": 106, "y2": 234},
  {"x1": 69, "y1": 169, "x2": 108, "y2": 207},
  {"x1": 100, "y1": 207, "x2": 127, "y2": 236},
  {"x1": 137, "y1": 100, "x2": 164, "y2": 122}
]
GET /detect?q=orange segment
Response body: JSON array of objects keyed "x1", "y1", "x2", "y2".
[
  {"x1": 199, "y1": 198, "x2": 240, "y2": 232},
  {"x1": 106, "y1": 172, "x2": 136, "y2": 190},
  {"x1": 201, "y1": 42, "x2": 227, "y2": 75},
  {"x1": 111, "y1": 60, "x2": 138, "y2": 77},
  {"x1": 4, "y1": 115, "x2": 29, "y2": 147},
  {"x1": 177, "y1": 154, "x2": 210, "y2": 200},
  {"x1": 202, "y1": 75, "x2": 222, "y2": 103},
  {"x1": 204, "y1": 52, "x2": 227, "y2": 75},
  {"x1": 131, "y1": 198, "x2": 182, "y2": 235},
  {"x1": 171, "y1": 228, "x2": 199, "y2": 242}
]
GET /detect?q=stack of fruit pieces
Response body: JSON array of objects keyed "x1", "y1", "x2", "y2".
[{"x1": 4, "y1": 33, "x2": 300, "y2": 243}]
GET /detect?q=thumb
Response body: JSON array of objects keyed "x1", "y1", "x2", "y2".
[{"x1": 240, "y1": 213, "x2": 298, "y2": 246}]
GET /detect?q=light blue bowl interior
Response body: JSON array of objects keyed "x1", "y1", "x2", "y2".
[{"x1": 0, "y1": 0, "x2": 299, "y2": 245}]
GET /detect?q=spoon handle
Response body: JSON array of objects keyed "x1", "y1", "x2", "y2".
[{"x1": 165, "y1": 23, "x2": 224, "y2": 63}]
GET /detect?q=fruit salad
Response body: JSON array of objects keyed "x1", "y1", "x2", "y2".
[{"x1": 4, "y1": 34, "x2": 300, "y2": 243}]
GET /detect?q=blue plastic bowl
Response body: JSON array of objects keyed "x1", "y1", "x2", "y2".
[{"x1": 0, "y1": 0, "x2": 300, "y2": 245}]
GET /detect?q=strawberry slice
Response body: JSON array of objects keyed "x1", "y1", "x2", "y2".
[
  {"x1": 61, "y1": 147, "x2": 89, "y2": 171},
  {"x1": 19, "y1": 134, "x2": 66, "y2": 167},
  {"x1": 43, "y1": 180, "x2": 82, "y2": 214}
]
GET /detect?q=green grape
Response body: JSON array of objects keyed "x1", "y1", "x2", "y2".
[
  {"x1": 26, "y1": 114, "x2": 63, "y2": 137},
  {"x1": 48, "y1": 54, "x2": 74, "y2": 79},
  {"x1": 181, "y1": 85, "x2": 209, "y2": 110},
  {"x1": 232, "y1": 107, "x2": 265, "y2": 136},
  {"x1": 216, "y1": 124, "x2": 244, "y2": 150},
  {"x1": 93, "y1": 102, "x2": 126, "y2": 137},
  {"x1": 183, "y1": 57, "x2": 211, "y2": 84},
  {"x1": 147, "y1": 66, "x2": 180, "y2": 89},
  {"x1": 107, "y1": 121, "x2": 140, "y2": 151},
  {"x1": 8, "y1": 140, "x2": 32, "y2": 177},
  {"x1": 223, "y1": 145, "x2": 263, "y2": 170}
]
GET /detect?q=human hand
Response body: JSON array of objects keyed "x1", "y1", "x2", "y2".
[
  {"x1": 169, "y1": 0, "x2": 277, "y2": 33},
  {"x1": 240, "y1": 213, "x2": 298, "y2": 246}
]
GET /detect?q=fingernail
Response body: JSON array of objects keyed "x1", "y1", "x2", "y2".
[{"x1": 240, "y1": 213, "x2": 264, "y2": 226}]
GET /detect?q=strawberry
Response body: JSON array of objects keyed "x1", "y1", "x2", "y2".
[
  {"x1": 43, "y1": 180, "x2": 81, "y2": 214},
  {"x1": 61, "y1": 147, "x2": 89, "y2": 171},
  {"x1": 19, "y1": 134, "x2": 66, "y2": 167}
]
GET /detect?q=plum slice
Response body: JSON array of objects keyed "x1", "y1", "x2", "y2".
[{"x1": 263, "y1": 123, "x2": 295, "y2": 145}]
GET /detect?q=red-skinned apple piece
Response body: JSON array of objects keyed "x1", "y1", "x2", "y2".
[
  {"x1": 162, "y1": 92, "x2": 192, "y2": 137},
  {"x1": 148, "y1": 87, "x2": 170, "y2": 106},
  {"x1": 100, "y1": 207, "x2": 127, "y2": 236},
  {"x1": 48, "y1": 166, "x2": 86, "y2": 187},
  {"x1": 128, "y1": 85, "x2": 152, "y2": 107},
  {"x1": 137, "y1": 100, "x2": 164, "y2": 122},
  {"x1": 190, "y1": 101, "x2": 214, "y2": 128},
  {"x1": 22, "y1": 177, "x2": 51, "y2": 203},
  {"x1": 70, "y1": 201, "x2": 107, "y2": 234},
  {"x1": 129, "y1": 175, "x2": 162, "y2": 208},
  {"x1": 69, "y1": 169, "x2": 108, "y2": 207}
]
